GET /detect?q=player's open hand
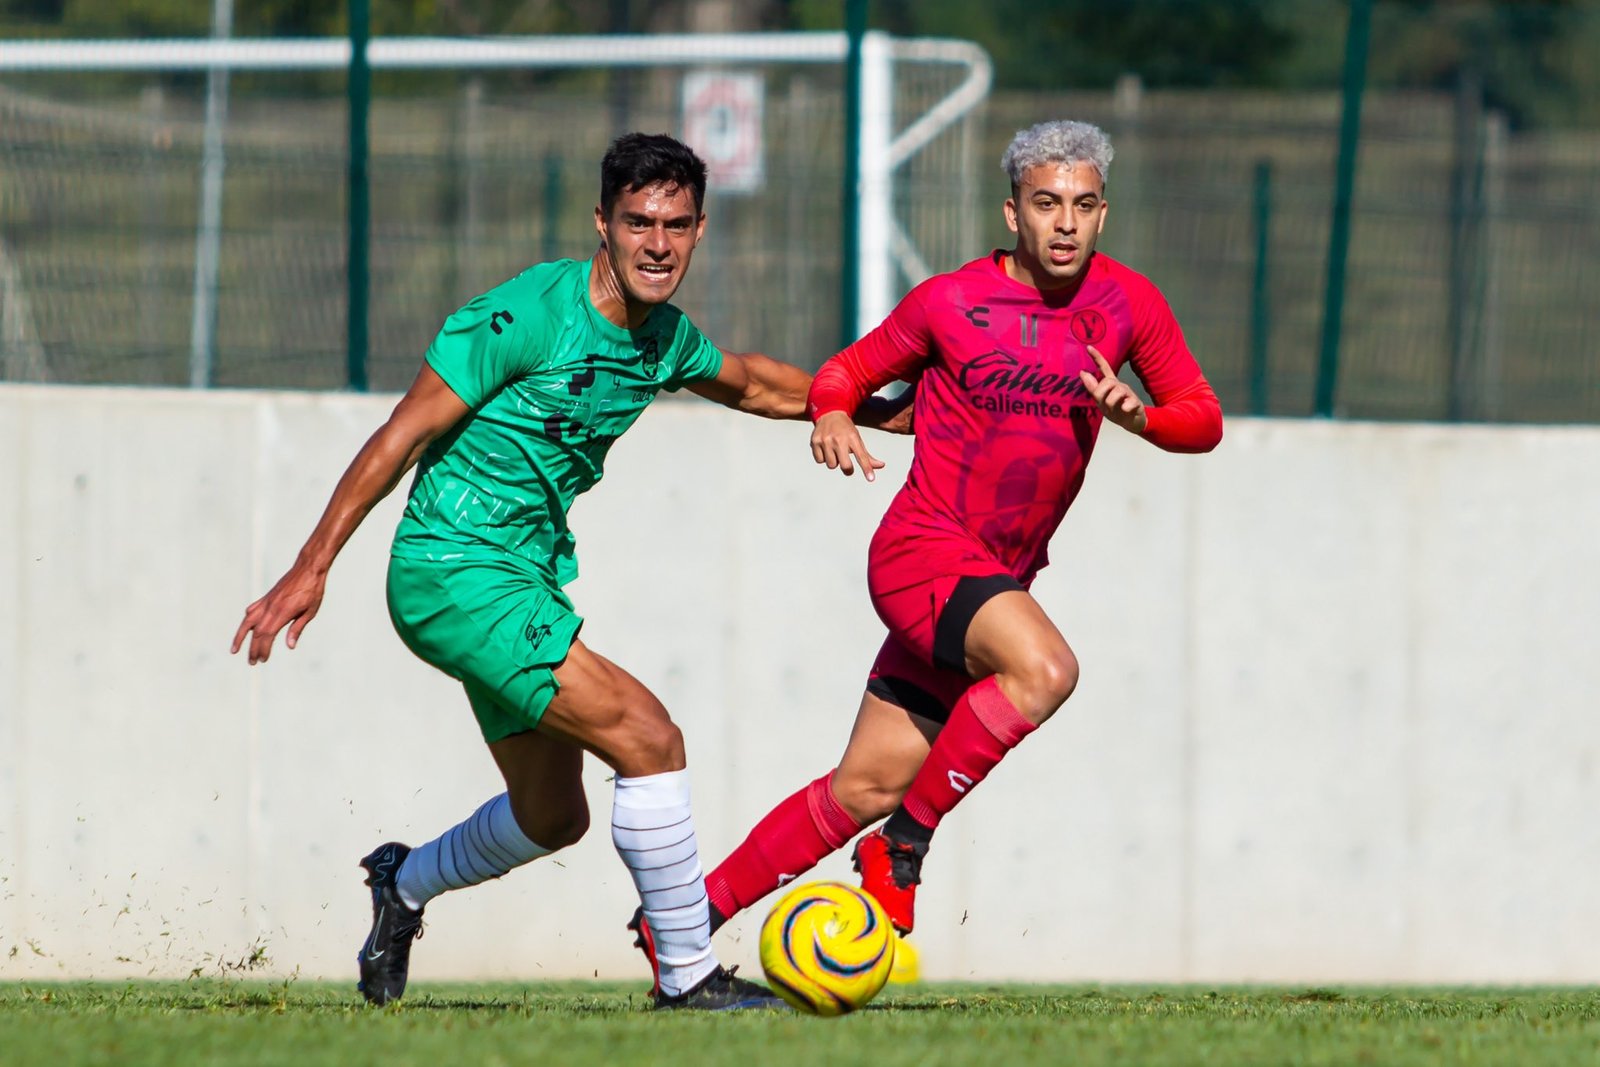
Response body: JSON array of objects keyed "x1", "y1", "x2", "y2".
[
  {"x1": 1078, "y1": 346, "x2": 1147, "y2": 433},
  {"x1": 811, "y1": 410, "x2": 887, "y2": 481},
  {"x1": 231, "y1": 564, "x2": 327, "y2": 665}
]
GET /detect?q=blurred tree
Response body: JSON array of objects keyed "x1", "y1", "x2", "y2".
[
  {"x1": 2, "y1": 0, "x2": 1596, "y2": 127},
  {"x1": 892, "y1": 0, "x2": 1295, "y2": 90},
  {"x1": 784, "y1": 0, "x2": 1297, "y2": 88},
  {"x1": 58, "y1": 0, "x2": 207, "y2": 36},
  {"x1": 0, "y1": 0, "x2": 63, "y2": 24},
  {"x1": 783, "y1": 0, "x2": 1599, "y2": 128},
  {"x1": 1364, "y1": 0, "x2": 1589, "y2": 127}
]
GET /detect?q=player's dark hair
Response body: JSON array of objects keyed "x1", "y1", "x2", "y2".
[{"x1": 600, "y1": 133, "x2": 708, "y2": 218}]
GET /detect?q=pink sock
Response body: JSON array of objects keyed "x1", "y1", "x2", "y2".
[
  {"x1": 899, "y1": 676, "x2": 1036, "y2": 831},
  {"x1": 705, "y1": 773, "x2": 862, "y2": 924}
]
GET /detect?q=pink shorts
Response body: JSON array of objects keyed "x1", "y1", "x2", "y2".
[{"x1": 865, "y1": 525, "x2": 1023, "y2": 723}]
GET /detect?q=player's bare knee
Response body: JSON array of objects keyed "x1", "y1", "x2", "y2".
[
  {"x1": 1005, "y1": 646, "x2": 1079, "y2": 723},
  {"x1": 540, "y1": 804, "x2": 591, "y2": 851},
  {"x1": 609, "y1": 707, "x2": 685, "y2": 777},
  {"x1": 638, "y1": 708, "x2": 684, "y2": 761},
  {"x1": 1045, "y1": 645, "x2": 1080, "y2": 704},
  {"x1": 1034, "y1": 646, "x2": 1079, "y2": 716},
  {"x1": 508, "y1": 791, "x2": 590, "y2": 851}
]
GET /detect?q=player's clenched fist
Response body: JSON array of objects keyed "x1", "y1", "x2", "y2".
[
  {"x1": 1078, "y1": 345, "x2": 1147, "y2": 434},
  {"x1": 811, "y1": 410, "x2": 887, "y2": 481}
]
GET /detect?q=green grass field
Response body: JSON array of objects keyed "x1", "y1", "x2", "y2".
[{"x1": 4, "y1": 981, "x2": 1600, "y2": 1067}]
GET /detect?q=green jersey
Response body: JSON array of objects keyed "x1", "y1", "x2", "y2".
[{"x1": 390, "y1": 258, "x2": 724, "y2": 584}]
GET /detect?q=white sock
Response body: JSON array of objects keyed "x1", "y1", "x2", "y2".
[
  {"x1": 612, "y1": 770, "x2": 718, "y2": 997},
  {"x1": 394, "y1": 793, "x2": 551, "y2": 911}
]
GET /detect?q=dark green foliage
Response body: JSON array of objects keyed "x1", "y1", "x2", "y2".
[
  {"x1": 872, "y1": 0, "x2": 1297, "y2": 90},
  {"x1": 5, "y1": 0, "x2": 1599, "y2": 127}
]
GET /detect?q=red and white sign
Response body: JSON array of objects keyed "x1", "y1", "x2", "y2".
[{"x1": 682, "y1": 71, "x2": 765, "y2": 194}]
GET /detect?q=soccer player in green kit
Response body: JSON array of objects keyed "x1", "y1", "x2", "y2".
[{"x1": 231, "y1": 133, "x2": 903, "y2": 1010}]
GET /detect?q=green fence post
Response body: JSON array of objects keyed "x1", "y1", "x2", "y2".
[
  {"x1": 839, "y1": 0, "x2": 867, "y2": 349},
  {"x1": 1250, "y1": 159, "x2": 1273, "y2": 416},
  {"x1": 1447, "y1": 64, "x2": 1484, "y2": 422},
  {"x1": 346, "y1": 0, "x2": 370, "y2": 392},
  {"x1": 542, "y1": 152, "x2": 563, "y2": 263},
  {"x1": 1314, "y1": 0, "x2": 1371, "y2": 417}
]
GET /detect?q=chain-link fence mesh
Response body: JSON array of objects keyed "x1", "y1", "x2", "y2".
[{"x1": 2, "y1": 2, "x2": 1597, "y2": 421}]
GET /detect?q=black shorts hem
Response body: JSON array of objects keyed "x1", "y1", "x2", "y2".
[
  {"x1": 866, "y1": 675, "x2": 953, "y2": 726},
  {"x1": 931, "y1": 572, "x2": 1025, "y2": 673}
]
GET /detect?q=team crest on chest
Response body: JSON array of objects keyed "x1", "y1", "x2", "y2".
[{"x1": 1070, "y1": 309, "x2": 1107, "y2": 345}]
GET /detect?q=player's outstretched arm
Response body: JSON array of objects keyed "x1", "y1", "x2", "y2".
[
  {"x1": 687, "y1": 350, "x2": 811, "y2": 419},
  {"x1": 230, "y1": 363, "x2": 469, "y2": 665},
  {"x1": 688, "y1": 349, "x2": 914, "y2": 444}
]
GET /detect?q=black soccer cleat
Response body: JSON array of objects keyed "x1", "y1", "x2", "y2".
[
  {"x1": 357, "y1": 841, "x2": 425, "y2": 1006},
  {"x1": 654, "y1": 965, "x2": 789, "y2": 1011}
]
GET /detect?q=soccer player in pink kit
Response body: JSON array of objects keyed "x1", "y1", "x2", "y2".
[
  {"x1": 626, "y1": 120, "x2": 1223, "y2": 985},
  {"x1": 643, "y1": 119, "x2": 1216, "y2": 959}
]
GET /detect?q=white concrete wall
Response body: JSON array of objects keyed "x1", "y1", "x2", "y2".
[{"x1": 2, "y1": 383, "x2": 1597, "y2": 984}]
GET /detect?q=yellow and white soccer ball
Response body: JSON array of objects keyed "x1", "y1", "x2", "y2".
[{"x1": 758, "y1": 881, "x2": 897, "y2": 1016}]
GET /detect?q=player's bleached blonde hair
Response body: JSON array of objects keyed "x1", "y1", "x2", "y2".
[{"x1": 1001, "y1": 121, "x2": 1114, "y2": 188}]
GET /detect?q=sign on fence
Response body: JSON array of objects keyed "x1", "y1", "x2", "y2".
[{"x1": 682, "y1": 71, "x2": 764, "y2": 194}]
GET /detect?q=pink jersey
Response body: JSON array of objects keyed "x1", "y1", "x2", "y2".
[{"x1": 809, "y1": 251, "x2": 1221, "y2": 585}]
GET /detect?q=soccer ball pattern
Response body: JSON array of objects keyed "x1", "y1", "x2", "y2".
[{"x1": 758, "y1": 881, "x2": 897, "y2": 1016}]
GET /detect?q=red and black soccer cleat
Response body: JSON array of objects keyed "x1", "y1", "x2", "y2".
[
  {"x1": 627, "y1": 906, "x2": 661, "y2": 998},
  {"x1": 852, "y1": 829, "x2": 926, "y2": 935}
]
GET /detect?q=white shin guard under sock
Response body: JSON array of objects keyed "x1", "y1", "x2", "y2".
[
  {"x1": 395, "y1": 792, "x2": 551, "y2": 911},
  {"x1": 612, "y1": 769, "x2": 718, "y2": 997}
]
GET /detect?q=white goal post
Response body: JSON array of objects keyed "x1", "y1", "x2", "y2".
[{"x1": 0, "y1": 32, "x2": 992, "y2": 374}]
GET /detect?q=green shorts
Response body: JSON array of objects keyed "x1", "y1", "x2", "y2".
[{"x1": 386, "y1": 554, "x2": 584, "y2": 743}]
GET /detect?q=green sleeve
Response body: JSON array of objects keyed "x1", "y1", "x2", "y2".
[
  {"x1": 661, "y1": 314, "x2": 725, "y2": 393},
  {"x1": 424, "y1": 289, "x2": 548, "y2": 407}
]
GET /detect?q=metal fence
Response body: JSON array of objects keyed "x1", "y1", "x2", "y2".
[{"x1": 1, "y1": 10, "x2": 1597, "y2": 422}]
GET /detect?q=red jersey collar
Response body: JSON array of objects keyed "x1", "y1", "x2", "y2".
[{"x1": 984, "y1": 249, "x2": 1104, "y2": 307}]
